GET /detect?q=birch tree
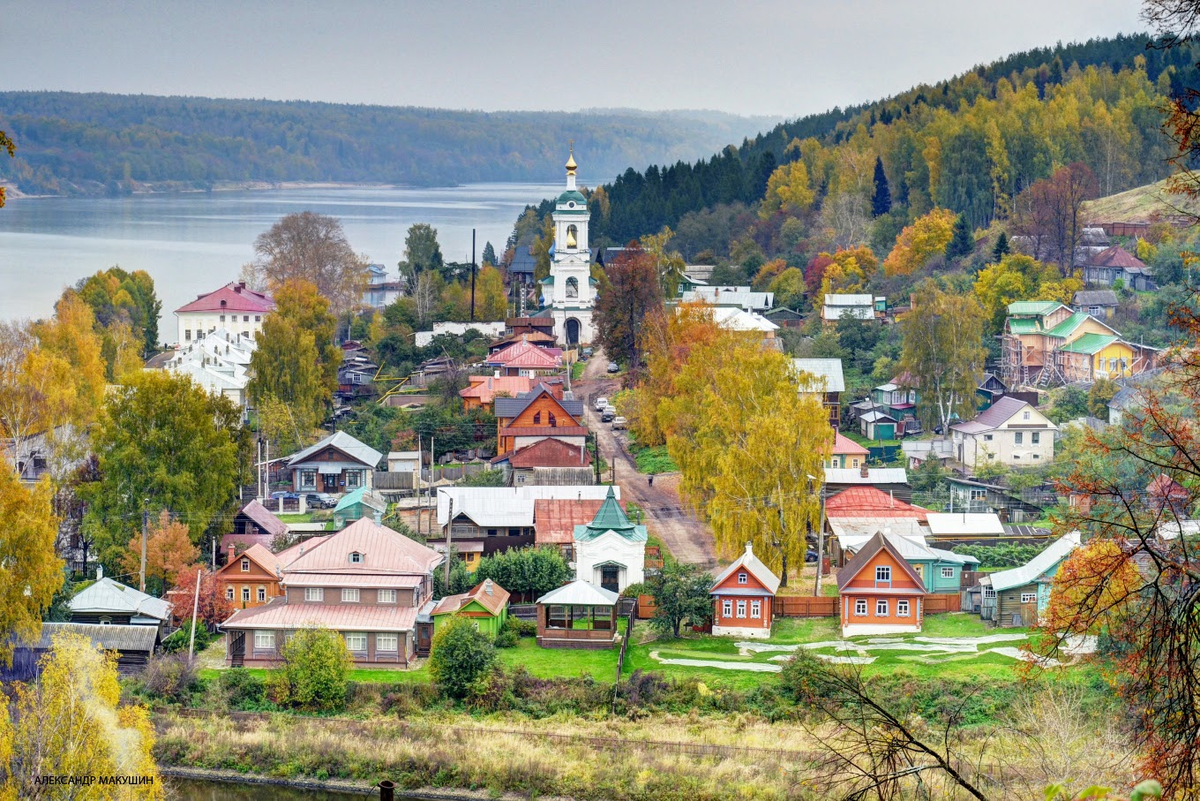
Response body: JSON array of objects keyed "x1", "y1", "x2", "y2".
[{"x1": 898, "y1": 280, "x2": 985, "y2": 432}]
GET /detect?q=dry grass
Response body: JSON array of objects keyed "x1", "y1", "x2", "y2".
[{"x1": 1081, "y1": 179, "x2": 1200, "y2": 223}]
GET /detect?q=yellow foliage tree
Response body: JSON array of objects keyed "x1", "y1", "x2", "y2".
[
  {"x1": 31, "y1": 291, "x2": 107, "y2": 426},
  {"x1": 973, "y1": 254, "x2": 1081, "y2": 333},
  {"x1": 818, "y1": 246, "x2": 877, "y2": 297},
  {"x1": 883, "y1": 208, "x2": 957, "y2": 276},
  {"x1": 1044, "y1": 539, "x2": 1141, "y2": 636},
  {"x1": 119, "y1": 512, "x2": 199, "y2": 595},
  {"x1": 760, "y1": 159, "x2": 815, "y2": 218},
  {"x1": 475, "y1": 265, "x2": 508, "y2": 321},
  {"x1": 0, "y1": 469, "x2": 63, "y2": 669},
  {"x1": 6, "y1": 632, "x2": 162, "y2": 799}
]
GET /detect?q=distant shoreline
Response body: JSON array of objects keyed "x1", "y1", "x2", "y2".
[{"x1": 0, "y1": 179, "x2": 434, "y2": 200}]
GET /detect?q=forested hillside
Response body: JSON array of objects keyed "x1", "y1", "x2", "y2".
[
  {"x1": 0, "y1": 93, "x2": 775, "y2": 196},
  {"x1": 525, "y1": 33, "x2": 1198, "y2": 251}
]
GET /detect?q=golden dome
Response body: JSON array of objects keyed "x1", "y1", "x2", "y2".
[{"x1": 565, "y1": 149, "x2": 577, "y2": 176}]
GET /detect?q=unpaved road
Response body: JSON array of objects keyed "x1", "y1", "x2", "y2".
[{"x1": 576, "y1": 352, "x2": 718, "y2": 571}]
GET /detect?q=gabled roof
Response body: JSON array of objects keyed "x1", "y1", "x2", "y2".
[
  {"x1": 1058, "y1": 333, "x2": 1119, "y2": 355},
  {"x1": 825, "y1": 467, "x2": 909, "y2": 486},
  {"x1": 500, "y1": 425, "x2": 589, "y2": 439},
  {"x1": 487, "y1": 338, "x2": 562, "y2": 368},
  {"x1": 497, "y1": 437, "x2": 591, "y2": 469},
  {"x1": 987, "y1": 531, "x2": 1081, "y2": 592},
  {"x1": 220, "y1": 532, "x2": 274, "y2": 556},
  {"x1": 69, "y1": 578, "x2": 172, "y2": 621},
  {"x1": 1007, "y1": 300, "x2": 1066, "y2": 317},
  {"x1": 283, "y1": 517, "x2": 442, "y2": 577},
  {"x1": 536, "y1": 580, "x2": 619, "y2": 606},
  {"x1": 792, "y1": 358, "x2": 846, "y2": 392},
  {"x1": 1090, "y1": 245, "x2": 1147, "y2": 270},
  {"x1": 431, "y1": 579, "x2": 511, "y2": 617},
  {"x1": 286, "y1": 431, "x2": 383, "y2": 469},
  {"x1": 825, "y1": 486, "x2": 928, "y2": 520},
  {"x1": 951, "y1": 396, "x2": 1051, "y2": 435},
  {"x1": 837, "y1": 532, "x2": 927, "y2": 593},
  {"x1": 216, "y1": 543, "x2": 281, "y2": 578},
  {"x1": 832, "y1": 432, "x2": 869, "y2": 456},
  {"x1": 825, "y1": 294, "x2": 874, "y2": 305},
  {"x1": 222, "y1": 598, "x2": 418, "y2": 632},
  {"x1": 1073, "y1": 289, "x2": 1119, "y2": 307},
  {"x1": 925, "y1": 513, "x2": 1005, "y2": 537},
  {"x1": 30, "y1": 621, "x2": 158, "y2": 653},
  {"x1": 710, "y1": 543, "x2": 781, "y2": 595},
  {"x1": 438, "y1": 485, "x2": 616, "y2": 528},
  {"x1": 494, "y1": 385, "x2": 584, "y2": 421},
  {"x1": 334, "y1": 486, "x2": 386, "y2": 514},
  {"x1": 574, "y1": 486, "x2": 648, "y2": 543},
  {"x1": 460, "y1": 375, "x2": 535, "y2": 405},
  {"x1": 534, "y1": 498, "x2": 610, "y2": 544},
  {"x1": 502, "y1": 347, "x2": 563, "y2": 370},
  {"x1": 176, "y1": 282, "x2": 274, "y2": 314},
  {"x1": 1045, "y1": 312, "x2": 1116, "y2": 340},
  {"x1": 858, "y1": 410, "x2": 897, "y2": 423},
  {"x1": 237, "y1": 499, "x2": 289, "y2": 538},
  {"x1": 274, "y1": 536, "x2": 330, "y2": 567}
]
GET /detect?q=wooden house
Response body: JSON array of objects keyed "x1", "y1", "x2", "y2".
[
  {"x1": 221, "y1": 517, "x2": 443, "y2": 668},
  {"x1": 219, "y1": 500, "x2": 289, "y2": 565},
  {"x1": 858, "y1": 408, "x2": 898, "y2": 440},
  {"x1": 494, "y1": 385, "x2": 587, "y2": 457},
  {"x1": 1072, "y1": 289, "x2": 1119, "y2": 320},
  {"x1": 286, "y1": 431, "x2": 383, "y2": 494},
  {"x1": 710, "y1": 543, "x2": 781, "y2": 639},
  {"x1": 459, "y1": 374, "x2": 536, "y2": 412},
  {"x1": 215, "y1": 543, "x2": 286, "y2": 610},
  {"x1": 792, "y1": 358, "x2": 845, "y2": 428},
  {"x1": 836, "y1": 530, "x2": 978, "y2": 594},
  {"x1": 1083, "y1": 245, "x2": 1156, "y2": 291},
  {"x1": 533, "y1": 497, "x2": 617, "y2": 563},
  {"x1": 828, "y1": 431, "x2": 869, "y2": 470},
  {"x1": 535, "y1": 580, "x2": 619, "y2": 649},
  {"x1": 764, "y1": 307, "x2": 804, "y2": 329},
  {"x1": 489, "y1": 436, "x2": 593, "y2": 487},
  {"x1": 69, "y1": 576, "x2": 172, "y2": 643},
  {"x1": 822, "y1": 294, "x2": 876, "y2": 324},
  {"x1": 431, "y1": 579, "x2": 510, "y2": 637},
  {"x1": 837, "y1": 532, "x2": 927, "y2": 636},
  {"x1": 5, "y1": 623, "x2": 159, "y2": 678},
  {"x1": 979, "y1": 531, "x2": 1081, "y2": 627},
  {"x1": 486, "y1": 338, "x2": 564, "y2": 377}
]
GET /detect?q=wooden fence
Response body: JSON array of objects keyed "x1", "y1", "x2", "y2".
[{"x1": 775, "y1": 593, "x2": 958, "y2": 618}]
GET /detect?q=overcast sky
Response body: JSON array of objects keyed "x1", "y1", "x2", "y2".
[{"x1": 2, "y1": 0, "x2": 1145, "y2": 119}]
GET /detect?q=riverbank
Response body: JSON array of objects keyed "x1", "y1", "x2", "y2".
[{"x1": 0, "y1": 179, "x2": 407, "y2": 200}]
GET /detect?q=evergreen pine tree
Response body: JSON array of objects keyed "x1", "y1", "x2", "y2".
[
  {"x1": 991, "y1": 232, "x2": 1010, "y2": 262},
  {"x1": 871, "y1": 156, "x2": 891, "y2": 217},
  {"x1": 945, "y1": 214, "x2": 974, "y2": 260},
  {"x1": 481, "y1": 241, "x2": 497, "y2": 266}
]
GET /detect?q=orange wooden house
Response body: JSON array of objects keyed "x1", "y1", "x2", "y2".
[
  {"x1": 494, "y1": 385, "x2": 587, "y2": 456},
  {"x1": 836, "y1": 532, "x2": 927, "y2": 636},
  {"x1": 215, "y1": 543, "x2": 286, "y2": 610},
  {"x1": 709, "y1": 543, "x2": 781, "y2": 639}
]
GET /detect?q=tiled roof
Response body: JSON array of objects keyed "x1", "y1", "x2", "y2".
[
  {"x1": 238, "y1": 499, "x2": 289, "y2": 538},
  {"x1": 176, "y1": 282, "x2": 274, "y2": 314},
  {"x1": 501, "y1": 437, "x2": 592, "y2": 469},
  {"x1": 826, "y1": 487, "x2": 928, "y2": 520},
  {"x1": 711, "y1": 543, "x2": 782, "y2": 595},
  {"x1": 534, "y1": 498, "x2": 609, "y2": 544},
  {"x1": 287, "y1": 431, "x2": 383, "y2": 469},
  {"x1": 284, "y1": 517, "x2": 442, "y2": 577},
  {"x1": 222, "y1": 598, "x2": 418, "y2": 632},
  {"x1": 832, "y1": 432, "x2": 870, "y2": 456},
  {"x1": 837, "y1": 532, "x2": 927, "y2": 593},
  {"x1": 432, "y1": 579, "x2": 510, "y2": 617},
  {"x1": 1058, "y1": 333, "x2": 1119, "y2": 355},
  {"x1": 460, "y1": 375, "x2": 535, "y2": 404}
]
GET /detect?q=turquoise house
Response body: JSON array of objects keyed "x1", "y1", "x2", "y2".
[
  {"x1": 333, "y1": 486, "x2": 387, "y2": 529},
  {"x1": 980, "y1": 531, "x2": 1081, "y2": 627}
]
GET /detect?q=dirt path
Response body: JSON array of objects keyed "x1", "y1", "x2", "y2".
[{"x1": 576, "y1": 351, "x2": 718, "y2": 571}]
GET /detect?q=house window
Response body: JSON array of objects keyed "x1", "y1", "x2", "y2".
[
  {"x1": 185, "y1": 329, "x2": 192, "y2": 341},
  {"x1": 983, "y1": 434, "x2": 993, "y2": 441},
  {"x1": 300, "y1": 470, "x2": 317, "y2": 490},
  {"x1": 344, "y1": 633, "x2": 367, "y2": 653},
  {"x1": 377, "y1": 633, "x2": 398, "y2": 653},
  {"x1": 346, "y1": 471, "x2": 361, "y2": 488},
  {"x1": 875, "y1": 566, "x2": 891, "y2": 582},
  {"x1": 1032, "y1": 432, "x2": 1040, "y2": 445},
  {"x1": 941, "y1": 567, "x2": 955, "y2": 579},
  {"x1": 876, "y1": 599, "x2": 889, "y2": 617},
  {"x1": 897, "y1": 599, "x2": 910, "y2": 617},
  {"x1": 852, "y1": 459, "x2": 860, "y2": 468},
  {"x1": 254, "y1": 631, "x2": 275, "y2": 651},
  {"x1": 737, "y1": 572, "x2": 748, "y2": 584},
  {"x1": 226, "y1": 586, "x2": 234, "y2": 601},
  {"x1": 1021, "y1": 592, "x2": 1037, "y2": 604},
  {"x1": 1023, "y1": 411, "x2": 1030, "y2": 420},
  {"x1": 257, "y1": 586, "x2": 266, "y2": 602},
  {"x1": 241, "y1": 558, "x2": 250, "y2": 572},
  {"x1": 304, "y1": 588, "x2": 324, "y2": 603},
  {"x1": 722, "y1": 600, "x2": 732, "y2": 617},
  {"x1": 1089, "y1": 305, "x2": 1102, "y2": 316},
  {"x1": 854, "y1": 599, "x2": 867, "y2": 616},
  {"x1": 736, "y1": 600, "x2": 747, "y2": 618},
  {"x1": 349, "y1": 552, "x2": 364, "y2": 564},
  {"x1": 243, "y1": 315, "x2": 249, "y2": 322},
  {"x1": 533, "y1": 411, "x2": 541, "y2": 424},
  {"x1": 342, "y1": 588, "x2": 360, "y2": 603},
  {"x1": 983, "y1": 587, "x2": 996, "y2": 598},
  {"x1": 750, "y1": 600, "x2": 761, "y2": 618},
  {"x1": 255, "y1": 315, "x2": 261, "y2": 322},
  {"x1": 1014, "y1": 432, "x2": 1023, "y2": 445},
  {"x1": 487, "y1": 528, "x2": 498, "y2": 537},
  {"x1": 242, "y1": 587, "x2": 250, "y2": 602},
  {"x1": 378, "y1": 589, "x2": 397, "y2": 604}
]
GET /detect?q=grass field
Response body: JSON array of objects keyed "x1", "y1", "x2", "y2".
[
  {"x1": 631, "y1": 444, "x2": 678, "y2": 474},
  {"x1": 1081, "y1": 178, "x2": 1199, "y2": 223}
]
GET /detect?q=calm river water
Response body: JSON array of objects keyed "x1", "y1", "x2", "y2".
[
  {"x1": 168, "y1": 776, "x2": 401, "y2": 799},
  {"x1": 0, "y1": 183, "x2": 559, "y2": 322}
]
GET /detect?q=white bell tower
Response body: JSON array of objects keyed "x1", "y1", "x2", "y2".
[{"x1": 545, "y1": 147, "x2": 595, "y2": 346}]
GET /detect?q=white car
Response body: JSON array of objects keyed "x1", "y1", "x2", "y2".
[
  {"x1": 612, "y1": 416, "x2": 628, "y2": 430},
  {"x1": 594, "y1": 396, "x2": 608, "y2": 412}
]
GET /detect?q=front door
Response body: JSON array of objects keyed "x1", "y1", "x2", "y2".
[
  {"x1": 600, "y1": 564, "x2": 620, "y2": 594},
  {"x1": 323, "y1": 472, "x2": 339, "y2": 492}
]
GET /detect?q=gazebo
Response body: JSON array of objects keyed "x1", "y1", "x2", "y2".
[{"x1": 534, "y1": 580, "x2": 619, "y2": 649}]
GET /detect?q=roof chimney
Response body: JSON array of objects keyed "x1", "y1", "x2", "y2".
[
  {"x1": 860, "y1": 464, "x2": 869, "y2": 479},
  {"x1": 374, "y1": 508, "x2": 383, "y2": 525},
  {"x1": 484, "y1": 579, "x2": 493, "y2": 595},
  {"x1": 96, "y1": 565, "x2": 103, "y2": 581},
  {"x1": 890, "y1": 489, "x2": 894, "y2": 508},
  {"x1": 745, "y1": 541, "x2": 753, "y2": 556}
]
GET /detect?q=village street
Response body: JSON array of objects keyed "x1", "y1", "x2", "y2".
[{"x1": 576, "y1": 351, "x2": 718, "y2": 571}]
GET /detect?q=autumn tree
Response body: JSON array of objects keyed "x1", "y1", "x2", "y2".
[
  {"x1": 475, "y1": 265, "x2": 508, "y2": 321},
  {"x1": 768, "y1": 267, "x2": 806, "y2": 310},
  {"x1": 30, "y1": 292, "x2": 107, "y2": 427},
  {"x1": 74, "y1": 266, "x2": 162, "y2": 356},
  {"x1": 5, "y1": 631, "x2": 162, "y2": 799},
  {"x1": 883, "y1": 208, "x2": 957, "y2": 276},
  {"x1": 639, "y1": 227, "x2": 686, "y2": 298},
  {"x1": 760, "y1": 159, "x2": 815, "y2": 218},
  {"x1": 119, "y1": 512, "x2": 199, "y2": 597},
  {"x1": 817, "y1": 246, "x2": 876, "y2": 298},
  {"x1": 898, "y1": 280, "x2": 984, "y2": 432},
  {"x1": 0, "y1": 469, "x2": 63, "y2": 668},
  {"x1": 1043, "y1": 538, "x2": 1141, "y2": 636},
  {"x1": 173, "y1": 570, "x2": 235, "y2": 628},
  {"x1": 83, "y1": 370, "x2": 243, "y2": 570},
  {"x1": 594, "y1": 247, "x2": 663, "y2": 368},
  {"x1": 973, "y1": 253, "x2": 1080, "y2": 333},
  {"x1": 250, "y1": 211, "x2": 369, "y2": 313},
  {"x1": 1012, "y1": 163, "x2": 1099, "y2": 276},
  {"x1": 398, "y1": 222, "x2": 445, "y2": 285}
]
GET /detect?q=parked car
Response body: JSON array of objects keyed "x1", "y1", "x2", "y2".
[
  {"x1": 304, "y1": 492, "x2": 337, "y2": 508},
  {"x1": 581, "y1": 347, "x2": 594, "y2": 359},
  {"x1": 594, "y1": 396, "x2": 608, "y2": 412},
  {"x1": 600, "y1": 410, "x2": 615, "y2": 423},
  {"x1": 270, "y1": 491, "x2": 300, "y2": 501},
  {"x1": 606, "y1": 361, "x2": 620, "y2": 373},
  {"x1": 805, "y1": 550, "x2": 818, "y2": 563},
  {"x1": 611, "y1": 416, "x2": 628, "y2": 430},
  {"x1": 603, "y1": 405, "x2": 616, "y2": 417}
]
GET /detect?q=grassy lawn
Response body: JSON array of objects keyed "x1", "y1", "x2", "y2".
[
  {"x1": 631, "y1": 444, "x2": 678, "y2": 474},
  {"x1": 571, "y1": 361, "x2": 585, "y2": 381},
  {"x1": 277, "y1": 512, "x2": 315, "y2": 523},
  {"x1": 842, "y1": 430, "x2": 901, "y2": 448}
]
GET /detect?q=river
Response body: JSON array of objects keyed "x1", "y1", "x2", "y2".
[
  {"x1": 0, "y1": 183, "x2": 560, "y2": 322},
  {"x1": 168, "y1": 776, "x2": 404, "y2": 799}
]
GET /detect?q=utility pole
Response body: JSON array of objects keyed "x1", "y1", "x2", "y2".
[
  {"x1": 416, "y1": 434, "x2": 423, "y2": 536},
  {"x1": 139, "y1": 502, "x2": 149, "y2": 593},
  {"x1": 813, "y1": 481, "x2": 827, "y2": 597},
  {"x1": 470, "y1": 228, "x2": 477, "y2": 322},
  {"x1": 444, "y1": 494, "x2": 453, "y2": 589},
  {"x1": 188, "y1": 568, "x2": 202, "y2": 659},
  {"x1": 592, "y1": 433, "x2": 601, "y2": 485}
]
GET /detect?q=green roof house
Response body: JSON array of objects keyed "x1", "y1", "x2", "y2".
[
  {"x1": 333, "y1": 486, "x2": 387, "y2": 529},
  {"x1": 573, "y1": 486, "x2": 648, "y2": 594},
  {"x1": 431, "y1": 579, "x2": 510, "y2": 638}
]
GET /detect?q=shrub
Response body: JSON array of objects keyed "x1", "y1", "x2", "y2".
[
  {"x1": 429, "y1": 615, "x2": 497, "y2": 700},
  {"x1": 139, "y1": 653, "x2": 199, "y2": 702},
  {"x1": 274, "y1": 626, "x2": 353, "y2": 712},
  {"x1": 161, "y1": 621, "x2": 214, "y2": 654},
  {"x1": 494, "y1": 615, "x2": 527, "y2": 647},
  {"x1": 619, "y1": 581, "x2": 647, "y2": 599},
  {"x1": 217, "y1": 668, "x2": 266, "y2": 709}
]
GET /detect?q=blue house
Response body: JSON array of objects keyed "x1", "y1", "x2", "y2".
[{"x1": 980, "y1": 531, "x2": 1081, "y2": 627}]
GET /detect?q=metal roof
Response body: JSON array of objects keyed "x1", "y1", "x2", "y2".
[
  {"x1": 334, "y1": 486, "x2": 386, "y2": 513},
  {"x1": 574, "y1": 486, "x2": 646, "y2": 543},
  {"x1": 438, "y1": 485, "x2": 616, "y2": 527},
  {"x1": 987, "y1": 531, "x2": 1081, "y2": 592},
  {"x1": 237, "y1": 500, "x2": 289, "y2": 538},
  {"x1": 284, "y1": 516, "x2": 442, "y2": 577},
  {"x1": 29, "y1": 622, "x2": 158, "y2": 652},
  {"x1": 837, "y1": 532, "x2": 927, "y2": 593},
  {"x1": 825, "y1": 293, "x2": 874, "y2": 305},
  {"x1": 924, "y1": 513, "x2": 1005, "y2": 537},
  {"x1": 1058, "y1": 333, "x2": 1119, "y2": 355},
  {"x1": 536, "y1": 580, "x2": 619, "y2": 606},
  {"x1": 828, "y1": 518, "x2": 927, "y2": 540},
  {"x1": 951, "y1": 396, "x2": 1045, "y2": 433},
  {"x1": 222, "y1": 598, "x2": 418, "y2": 632},
  {"x1": 494, "y1": 385, "x2": 584, "y2": 420},
  {"x1": 432, "y1": 579, "x2": 510, "y2": 617},
  {"x1": 1073, "y1": 289, "x2": 1119, "y2": 307},
  {"x1": 791, "y1": 358, "x2": 845, "y2": 392},
  {"x1": 710, "y1": 543, "x2": 781, "y2": 595},
  {"x1": 70, "y1": 578, "x2": 172, "y2": 621},
  {"x1": 825, "y1": 467, "x2": 908, "y2": 485},
  {"x1": 1007, "y1": 300, "x2": 1064, "y2": 316},
  {"x1": 287, "y1": 431, "x2": 383, "y2": 469}
]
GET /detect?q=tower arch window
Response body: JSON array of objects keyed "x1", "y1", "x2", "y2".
[
  {"x1": 565, "y1": 277, "x2": 579, "y2": 299},
  {"x1": 566, "y1": 224, "x2": 578, "y2": 248}
]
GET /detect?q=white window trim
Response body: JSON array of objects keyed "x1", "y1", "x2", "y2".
[
  {"x1": 342, "y1": 588, "x2": 360, "y2": 603},
  {"x1": 241, "y1": 587, "x2": 250, "y2": 602},
  {"x1": 722, "y1": 599, "x2": 733, "y2": 618},
  {"x1": 344, "y1": 632, "x2": 368, "y2": 653},
  {"x1": 304, "y1": 587, "x2": 324, "y2": 603},
  {"x1": 854, "y1": 599, "x2": 868, "y2": 617},
  {"x1": 1021, "y1": 592, "x2": 1037, "y2": 604},
  {"x1": 254, "y1": 631, "x2": 275, "y2": 651},
  {"x1": 897, "y1": 600, "x2": 911, "y2": 617},
  {"x1": 736, "y1": 600, "x2": 747, "y2": 619},
  {"x1": 378, "y1": 589, "x2": 397, "y2": 604},
  {"x1": 240, "y1": 558, "x2": 250, "y2": 572},
  {"x1": 257, "y1": 586, "x2": 266, "y2": 602},
  {"x1": 941, "y1": 567, "x2": 955, "y2": 579},
  {"x1": 737, "y1": 572, "x2": 748, "y2": 584},
  {"x1": 876, "y1": 599, "x2": 889, "y2": 617},
  {"x1": 376, "y1": 633, "x2": 399, "y2": 653},
  {"x1": 750, "y1": 600, "x2": 761, "y2": 619},
  {"x1": 875, "y1": 566, "x2": 891, "y2": 582}
]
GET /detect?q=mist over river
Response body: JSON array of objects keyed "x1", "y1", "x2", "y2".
[{"x1": 0, "y1": 183, "x2": 559, "y2": 325}]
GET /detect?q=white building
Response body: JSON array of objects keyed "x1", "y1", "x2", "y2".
[
  {"x1": 681, "y1": 285, "x2": 774, "y2": 312},
  {"x1": 950, "y1": 396, "x2": 1057, "y2": 469},
  {"x1": 541, "y1": 150, "x2": 596, "y2": 346},
  {"x1": 151, "y1": 327, "x2": 254, "y2": 408},
  {"x1": 174, "y1": 282, "x2": 274, "y2": 346},
  {"x1": 572, "y1": 487, "x2": 647, "y2": 594},
  {"x1": 414, "y1": 321, "x2": 506, "y2": 347},
  {"x1": 822, "y1": 294, "x2": 876, "y2": 323}
]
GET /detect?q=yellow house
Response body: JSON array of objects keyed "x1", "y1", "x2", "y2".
[
  {"x1": 1002, "y1": 301, "x2": 1157, "y2": 386},
  {"x1": 1057, "y1": 335, "x2": 1139, "y2": 383}
]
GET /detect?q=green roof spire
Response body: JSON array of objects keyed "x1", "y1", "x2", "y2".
[{"x1": 585, "y1": 486, "x2": 635, "y2": 535}]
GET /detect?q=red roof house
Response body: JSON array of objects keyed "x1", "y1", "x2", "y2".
[
  {"x1": 825, "y1": 487, "x2": 929, "y2": 521},
  {"x1": 532, "y1": 497, "x2": 621, "y2": 560},
  {"x1": 709, "y1": 543, "x2": 781, "y2": 639},
  {"x1": 830, "y1": 431, "x2": 870, "y2": 470},
  {"x1": 176, "y1": 282, "x2": 274, "y2": 314},
  {"x1": 837, "y1": 532, "x2": 927, "y2": 636}
]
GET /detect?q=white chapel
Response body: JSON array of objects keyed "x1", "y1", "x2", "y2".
[{"x1": 540, "y1": 149, "x2": 596, "y2": 346}]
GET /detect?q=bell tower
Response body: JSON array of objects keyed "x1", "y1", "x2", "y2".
[{"x1": 544, "y1": 146, "x2": 595, "y2": 347}]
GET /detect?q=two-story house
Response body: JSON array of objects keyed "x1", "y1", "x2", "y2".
[
  {"x1": 950, "y1": 396, "x2": 1056, "y2": 470},
  {"x1": 215, "y1": 543, "x2": 286, "y2": 609},
  {"x1": 220, "y1": 516, "x2": 443, "y2": 668},
  {"x1": 286, "y1": 431, "x2": 383, "y2": 494},
  {"x1": 792, "y1": 358, "x2": 845, "y2": 429},
  {"x1": 494, "y1": 384, "x2": 587, "y2": 457},
  {"x1": 174, "y1": 281, "x2": 274, "y2": 346},
  {"x1": 837, "y1": 532, "x2": 927, "y2": 636}
]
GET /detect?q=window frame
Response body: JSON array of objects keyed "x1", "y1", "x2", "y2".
[
  {"x1": 875, "y1": 565, "x2": 891, "y2": 583},
  {"x1": 897, "y1": 599, "x2": 910, "y2": 617},
  {"x1": 344, "y1": 632, "x2": 368, "y2": 653},
  {"x1": 257, "y1": 586, "x2": 266, "y2": 602},
  {"x1": 854, "y1": 599, "x2": 868, "y2": 617},
  {"x1": 750, "y1": 600, "x2": 761, "y2": 619},
  {"x1": 737, "y1": 572, "x2": 748, "y2": 585},
  {"x1": 736, "y1": 600, "x2": 747, "y2": 619},
  {"x1": 254, "y1": 631, "x2": 275, "y2": 651},
  {"x1": 722, "y1": 599, "x2": 733, "y2": 618},
  {"x1": 240, "y1": 558, "x2": 250, "y2": 572},
  {"x1": 304, "y1": 587, "x2": 324, "y2": 603},
  {"x1": 378, "y1": 589, "x2": 397, "y2": 604},
  {"x1": 1020, "y1": 592, "x2": 1037, "y2": 604},
  {"x1": 376, "y1": 633, "x2": 399, "y2": 653},
  {"x1": 341, "y1": 588, "x2": 361, "y2": 603},
  {"x1": 241, "y1": 586, "x2": 250, "y2": 602},
  {"x1": 941, "y1": 567, "x2": 955, "y2": 579},
  {"x1": 875, "y1": 599, "x2": 889, "y2": 617}
]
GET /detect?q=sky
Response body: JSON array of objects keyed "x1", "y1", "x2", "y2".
[{"x1": 2, "y1": 0, "x2": 1145, "y2": 119}]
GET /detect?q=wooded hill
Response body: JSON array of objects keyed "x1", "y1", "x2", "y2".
[
  {"x1": 532, "y1": 33, "x2": 1200, "y2": 250},
  {"x1": 0, "y1": 92, "x2": 776, "y2": 196}
]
